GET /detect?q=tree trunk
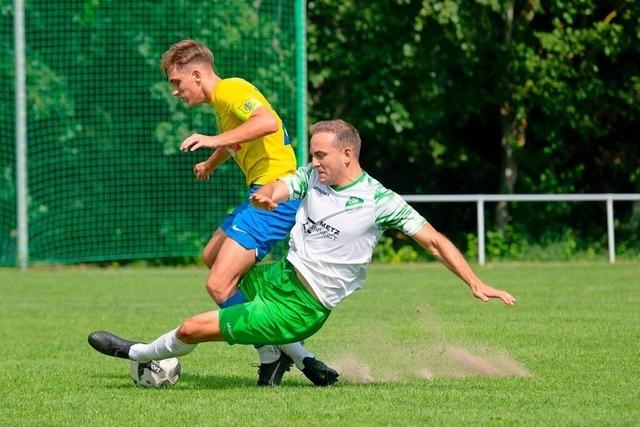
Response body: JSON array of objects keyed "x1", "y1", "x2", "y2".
[
  {"x1": 496, "y1": 101, "x2": 524, "y2": 231},
  {"x1": 495, "y1": 0, "x2": 524, "y2": 232}
]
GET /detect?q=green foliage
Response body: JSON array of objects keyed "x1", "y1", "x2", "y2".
[
  {"x1": 1, "y1": 1, "x2": 639, "y2": 264},
  {"x1": 373, "y1": 236, "x2": 420, "y2": 263},
  {"x1": 616, "y1": 201, "x2": 640, "y2": 257},
  {"x1": 464, "y1": 224, "x2": 614, "y2": 261},
  {"x1": 308, "y1": 0, "x2": 640, "y2": 256},
  {"x1": 485, "y1": 227, "x2": 522, "y2": 260},
  {"x1": 465, "y1": 232, "x2": 478, "y2": 260}
]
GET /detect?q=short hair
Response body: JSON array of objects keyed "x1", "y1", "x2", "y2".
[
  {"x1": 309, "y1": 119, "x2": 361, "y2": 159},
  {"x1": 160, "y1": 39, "x2": 214, "y2": 74}
]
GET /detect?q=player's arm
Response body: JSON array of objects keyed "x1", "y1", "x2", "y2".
[
  {"x1": 249, "y1": 180, "x2": 290, "y2": 211},
  {"x1": 193, "y1": 148, "x2": 232, "y2": 181},
  {"x1": 411, "y1": 223, "x2": 516, "y2": 306},
  {"x1": 180, "y1": 107, "x2": 278, "y2": 151},
  {"x1": 251, "y1": 164, "x2": 312, "y2": 209}
]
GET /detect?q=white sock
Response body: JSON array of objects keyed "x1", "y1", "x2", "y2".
[
  {"x1": 128, "y1": 328, "x2": 196, "y2": 363},
  {"x1": 279, "y1": 342, "x2": 314, "y2": 370},
  {"x1": 255, "y1": 345, "x2": 281, "y2": 364}
]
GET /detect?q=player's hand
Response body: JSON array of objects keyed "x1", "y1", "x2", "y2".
[
  {"x1": 471, "y1": 283, "x2": 516, "y2": 306},
  {"x1": 249, "y1": 193, "x2": 278, "y2": 211},
  {"x1": 193, "y1": 161, "x2": 213, "y2": 181},
  {"x1": 180, "y1": 133, "x2": 218, "y2": 151}
]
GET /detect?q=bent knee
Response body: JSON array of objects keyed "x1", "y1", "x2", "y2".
[
  {"x1": 176, "y1": 319, "x2": 198, "y2": 341},
  {"x1": 206, "y1": 278, "x2": 236, "y2": 304}
]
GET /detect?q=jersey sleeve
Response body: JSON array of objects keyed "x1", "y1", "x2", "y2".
[
  {"x1": 216, "y1": 79, "x2": 266, "y2": 122},
  {"x1": 279, "y1": 164, "x2": 313, "y2": 200},
  {"x1": 374, "y1": 185, "x2": 427, "y2": 235},
  {"x1": 232, "y1": 96, "x2": 264, "y2": 122}
]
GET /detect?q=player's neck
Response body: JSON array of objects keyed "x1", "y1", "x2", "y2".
[
  {"x1": 333, "y1": 165, "x2": 363, "y2": 188},
  {"x1": 204, "y1": 74, "x2": 221, "y2": 100}
]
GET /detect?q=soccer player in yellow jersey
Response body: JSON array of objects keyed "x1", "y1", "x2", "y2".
[{"x1": 159, "y1": 40, "x2": 338, "y2": 386}]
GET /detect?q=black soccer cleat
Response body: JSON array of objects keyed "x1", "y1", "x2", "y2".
[
  {"x1": 302, "y1": 357, "x2": 340, "y2": 386},
  {"x1": 256, "y1": 351, "x2": 293, "y2": 386},
  {"x1": 88, "y1": 331, "x2": 139, "y2": 360}
]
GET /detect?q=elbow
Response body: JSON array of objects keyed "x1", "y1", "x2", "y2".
[
  {"x1": 425, "y1": 235, "x2": 443, "y2": 259},
  {"x1": 251, "y1": 108, "x2": 280, "y2": 135},
  {"x1": 264, "y1": 116, "x2": 279, "y2": 134},
  {"x1": 259, "y1": 111, "x2": 279, "y2": 134},
  {"x1": 428, "y1": 245, "x2": 440, "y2": 259}
]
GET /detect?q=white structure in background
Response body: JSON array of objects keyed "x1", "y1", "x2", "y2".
[{"x1": 401, "y1": 194, "x2": 640, "y2": 265}]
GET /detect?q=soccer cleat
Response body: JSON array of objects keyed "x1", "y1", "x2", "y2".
[
  {"x1": 256, "y1": 351, "x2": 293, "y2": 386},
  {"x1": 301, "y1": 357, "x2": 340, "y2": 386},
  {"x1": 88, "y1": 331, "x2": 139, "y2": 360}
]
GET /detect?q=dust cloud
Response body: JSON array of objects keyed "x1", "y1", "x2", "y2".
[
  {"x1": 329, "y1": 345, "x2": 530, "y2": 384},
  {"x1": 325, "y1": 307, "x2": 530, "y2": 384}
]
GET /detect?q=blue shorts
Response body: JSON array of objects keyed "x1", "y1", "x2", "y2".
[{"x1": 221, "y1": 185, "x2": 301, "y2": 261}]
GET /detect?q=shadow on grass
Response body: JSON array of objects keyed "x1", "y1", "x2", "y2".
[
  {"x1": 178, "y1": 372, "x2": 319, "y2": 390},
  {"x1": 96, "y1": 372, "x2": 319, "y2": 390},
  {"x1": 96, "y1": 370, "x2": 528, "y2": 391}
]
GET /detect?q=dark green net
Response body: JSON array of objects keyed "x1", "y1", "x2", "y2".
[{"x1": 1, "y1": 0, "x2": 298, "y2": 265}]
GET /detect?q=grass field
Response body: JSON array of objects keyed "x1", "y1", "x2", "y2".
[{"x1": 1, "y1": 262, "x2": 638, "y2": 425}]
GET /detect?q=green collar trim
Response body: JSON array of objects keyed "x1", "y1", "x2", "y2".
[{"x1": 331, "y1": 171, "x2": 367, "y2": 192}]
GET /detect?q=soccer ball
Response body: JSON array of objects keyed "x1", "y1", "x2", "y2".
[{"x1": 130, "y1": 358, "x2": 181, "y2": 388}]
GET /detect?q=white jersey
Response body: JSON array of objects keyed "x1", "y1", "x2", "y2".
[{"x1": 280, "y1": 164, "x2": 427, "y2": 309}]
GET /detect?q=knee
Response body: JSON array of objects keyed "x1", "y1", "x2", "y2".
[
  {"x1": 205, "y1": 276, "x2": 235, "y2": 304},
  {"x1": 176, "y1": 318, "x2": 198, "y2": 342}
]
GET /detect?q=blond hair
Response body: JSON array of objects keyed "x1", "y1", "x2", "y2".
[
  {"x1": 309, "y1": 119, "x2": 361, "y2": 159},
  {"x1": 160, "y1": 39, "x2": 214, "y2": 73}
]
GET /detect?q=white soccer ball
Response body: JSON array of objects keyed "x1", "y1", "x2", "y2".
[{"x1": 130, "y1": 358, "x2": 181, "y2": 388}]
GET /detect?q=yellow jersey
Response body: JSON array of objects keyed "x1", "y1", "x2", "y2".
[{"x1": 210, "y1": 78, "x2": 297, "y2": 186}]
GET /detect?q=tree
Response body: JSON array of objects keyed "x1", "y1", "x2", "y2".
[{"x1": 308, "y1": 0, "x2": 640, "y2": 253}]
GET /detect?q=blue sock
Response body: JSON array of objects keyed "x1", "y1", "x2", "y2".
[{"x1": 218, "y1": 288, "x2": 248, "y2": 308}]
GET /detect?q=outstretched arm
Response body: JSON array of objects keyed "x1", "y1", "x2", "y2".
[
  {"x1": 249, "y1": 180, "x2": 291, "y2": 211},
  {"x1": 411, "y1": 223, "x2": 516, "y2": 305}
]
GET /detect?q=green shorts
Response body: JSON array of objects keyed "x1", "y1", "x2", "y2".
[{"x1": 219, "y1": 258, "x2": 331, "y2": 345}]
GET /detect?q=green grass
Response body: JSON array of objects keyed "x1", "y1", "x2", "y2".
[{"x1": 1, "y1": 262, "x2": 639, "y2": 425}]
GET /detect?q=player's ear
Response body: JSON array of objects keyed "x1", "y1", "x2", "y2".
[
  {"x1": 343, "y1": 147, "x2": 352, "y2": 163},
  {"x1": 192, "y1": 69, "x2": 201, "y2": 84}
]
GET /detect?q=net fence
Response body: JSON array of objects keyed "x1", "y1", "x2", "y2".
[{"x1": 1, "y1": 0, "x2": 299, "y2": 265}]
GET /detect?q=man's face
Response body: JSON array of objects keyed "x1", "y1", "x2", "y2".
[
  {"x1": 167, "y1": 64, "x2": 203, "y2": 106},
  {"x1": 310, "y1": 132, "x2": 347, "y2": 185}
]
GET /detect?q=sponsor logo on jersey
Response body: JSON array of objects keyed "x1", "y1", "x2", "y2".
[
  {"x1": 313, "y1": 185, "x2": 329, "y2": 196},
  {"x1": 345, "y1": 196, "x2": 364, "y2": 213},
  {"x1": 303, "y1": 217, "x2": 340, "y2": 240}
]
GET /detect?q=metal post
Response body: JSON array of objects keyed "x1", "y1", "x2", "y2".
[
  {"x1": 606, "y1": 197, "x2": 615, "y2": 263},
  {"x1": 294, "y1": 0, "x2": 308, "y2": 166},
  {"x1": 14, "y1": 0, "x2": 28, "y2": 270},
  {"x1": 477, "y1": 198, "x2": 485, "y2": 265}
]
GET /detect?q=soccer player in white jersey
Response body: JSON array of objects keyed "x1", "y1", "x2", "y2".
[{"x1": 88, "y1": 119, "x2": 515, "y2": 382}]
